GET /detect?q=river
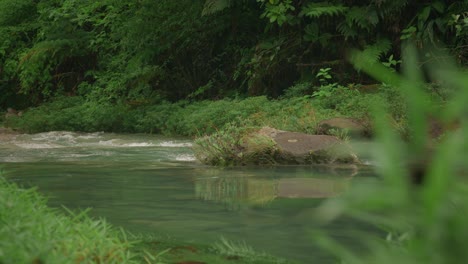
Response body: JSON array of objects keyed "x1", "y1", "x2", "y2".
[{"x1": 0, "y1": 131, "x2": 378, "y2": 263}]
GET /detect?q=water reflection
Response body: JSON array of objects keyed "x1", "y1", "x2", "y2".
[{"x1": 195, "y1": 166, "x2": 356, "y2": 210}]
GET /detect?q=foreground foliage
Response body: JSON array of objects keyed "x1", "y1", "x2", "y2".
[
  {"x1": 0, "y1": 178, "x2": 138, "y2": 264},
  {"x1": 312, "y1": 45, "x2": 468, "y2": 263}
]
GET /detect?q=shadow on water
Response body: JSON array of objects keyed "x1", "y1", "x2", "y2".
[{"x1": 0, "y1": 132, "x2": 378, "y2": 263}]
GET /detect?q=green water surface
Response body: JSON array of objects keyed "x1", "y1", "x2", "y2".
[{"x1": 0, "y1": 131, "x2": 377, "y2": 263}]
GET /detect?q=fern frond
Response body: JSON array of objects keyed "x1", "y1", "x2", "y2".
[
  {"x1": 337, "y1": 23, "x2": 358, "y2": 39},
  {"x1": 346, "y1": 7, "x2": 379, "y2": 31},
  {"x1": 202, "y1": 0, "x2": 232, "y2": 16},
  {"x1": 364, "y1": 38, "x2": 392, "y2": 61},
  {"x1": 353, "y1": 38, "x2": 392, "y2": 70},
  {"x1": 300, "y1": 2, "x2": 348, "y2": 18},
  {"x1": 373, "y1": 0, "x2": 409, "y2": 15},
  {"x1": 447, "y1": 1, "x2": 468, "y2": 14}
]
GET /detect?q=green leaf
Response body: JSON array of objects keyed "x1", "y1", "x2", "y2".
[
  {"x1": 418, "y1": 6, "x2": 431, "y2": 24},
  {"x1": 400, "y1": 26, "x2": 416, "y2": 40},
  {"x1": 431, "y1": 1, "x2": 445, "y2": 13},
  {"x1": 300, "y1": 2, "x2": 348, "y2": 18},
  {"x1": 202, "y1": 0, "x2": 232, "y2": 16},
  {"x1": 304, "y1": 23, "x2": 319, "y2": 42},
  {"x1": 399, "y1": 44, "x2": 432, "y2": 157},
  {"x1": 421, "y1": 133, "x2": 460, "y2": 226},
  {"x1": 348, "y1": 49, "x2": 401, "y2": 87}
]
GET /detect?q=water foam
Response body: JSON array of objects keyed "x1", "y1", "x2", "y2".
[
  {"x1": 97, "y1": 140, "x2": 156, "y2": 147},
  {"x1": 14, "y1": 143, "x2": 64, "y2": 149},
  {"x1": 174, "y1": 154, "x2": 197, "y2": 161},
  {"x1": 97, "y1": 139, "x2": 118, "y2": 146},
  {"x1": 76, "y1": 132, "x2": 104, "y2": 139},
  {"x1": 32, "y1": 131, "x2": 77, "y2": 141},
  {"x1": 122, "y1": 142, "x2": 156, "y2": 147},
  {"x1": 157, "y1": 141, "x2": 193, "y2": 147}
]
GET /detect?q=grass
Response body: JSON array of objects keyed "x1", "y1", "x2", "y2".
[
  {"x1": 0, "y1": 177, "x2": 293, "y2": 264},
  {"x1": 3, "y1": 96, "x2": 330, "y2": 135},
  {"x1": 133, "y1": 235, "x2": 295, "y2": 264},
  {"x1": 0, "y1": 177, "x2": 138, "y2": 264},
  {"x1": 4, "y1": 84, "x2": 407, "y2": 137}
]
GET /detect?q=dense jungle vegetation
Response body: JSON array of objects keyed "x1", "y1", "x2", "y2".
[
  {"x1": 1, "y1": 0, "x2": 467, "y2": 134},
  {"x1": 2, "y1": 1, "x2": 468, "y2": 263}
]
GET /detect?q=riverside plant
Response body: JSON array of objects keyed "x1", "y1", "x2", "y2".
[
  {"x1": 5, "y1": 93, "x2": 378, "y2": 137},
  {"x1": 0, "y1": 177, "x2": 143, "y2": 264},
  {"x1": 193, "y1": 122, "x2": 279, "y2": 166},
  {"x1": 314, "y1": 44, "x2": 468, "y2": 263},
  {"x1": 211, "y1": 237, "x2": 290, "y2": 263}
]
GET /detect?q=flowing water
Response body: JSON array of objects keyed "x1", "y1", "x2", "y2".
[{"x1": 0, "y1": 131, "x2": 378, "y2": 263}]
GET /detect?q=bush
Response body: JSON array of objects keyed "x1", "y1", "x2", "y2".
[{"x1": 5, "y1": 87, "x2": 408, "y2": 137}]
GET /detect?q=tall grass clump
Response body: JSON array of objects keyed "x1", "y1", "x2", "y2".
[
  {"x1": 193, "y1": 122, "x2": 253, "y2": 166},
  {"x1": 0, "y1": 177, "x2": 139, "y2": 264},
  {"x1": 210, "y1": 237, "x2": 290, "y2": 264},
  {"x1": 160, "y1": 96, "x2": 335, "y2": 136},
  {"x1": 314, "y1": 44, "x2": 468, "y2": 263}
]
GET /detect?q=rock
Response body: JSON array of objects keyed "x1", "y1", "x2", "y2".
[
  {"x1": 0, "y1": 126, "x2": 18, "y2": 141},
  {"x1": 427, "y1": 115, "x2": 460, "y2": 139},
  {"x1": 242, "y1": 127, "x2": 360, "y2": 165},
  {"x1": 0, "y1": 127, "x2": 16, "y2": 134},
  {"x1": 5, "y1": 108, "x2": 20, "y2": 119},
  {"x1": 316, "y1": 117, "x2": 370, "y2": 138},
  {"x1": 194, "y1": 126, "x2": 361, "y2": 166}
]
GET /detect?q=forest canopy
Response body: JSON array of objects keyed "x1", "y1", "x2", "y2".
[{"x1": 0, "y1": 0, "x2": 467, "y2": 109}]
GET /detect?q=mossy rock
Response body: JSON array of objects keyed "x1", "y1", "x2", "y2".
[
  {"x1": 259, "y1": 127, "x2": 360, "y2": 164},
  {"x1": 194, "y1": 126, "x2": 360, "y2": 165},
  {"x1": 316, "y1": 117, "x2": 372, "y2": 138}
]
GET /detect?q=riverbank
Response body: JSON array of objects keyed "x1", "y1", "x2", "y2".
[
  {"x1": 0, "y1": 177, "x2": 294, "y2": 263},
  {"x1": 2, "y1": 84, "x2": 407, "y2": 137},
  {"x1": 0, "y1": 126, "x2": 17, "y2": 141}
]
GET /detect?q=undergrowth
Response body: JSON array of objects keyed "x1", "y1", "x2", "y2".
[{"x1": 5, "y1": 84, "x2": 407, "y2": 137}]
